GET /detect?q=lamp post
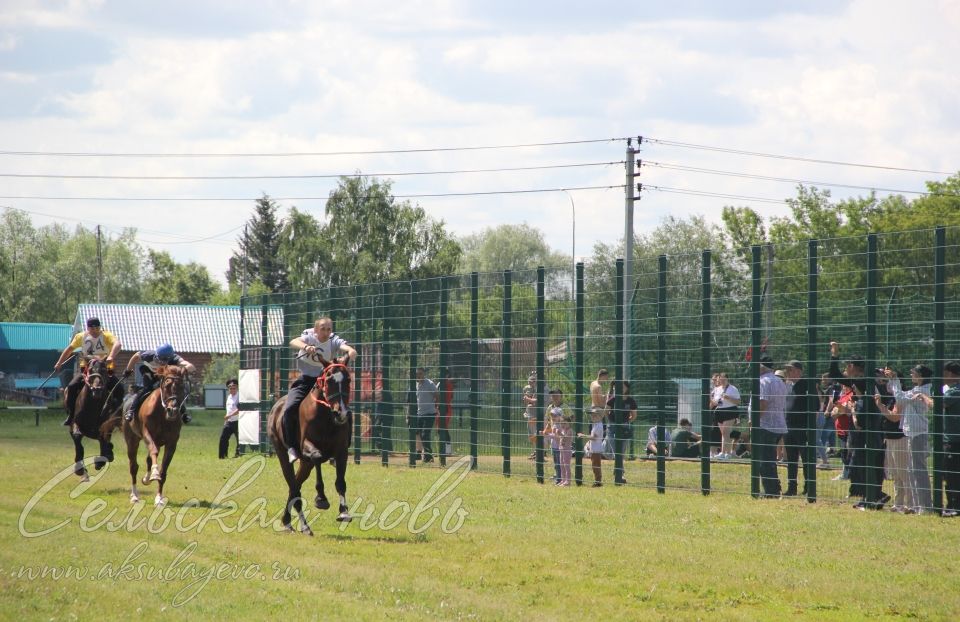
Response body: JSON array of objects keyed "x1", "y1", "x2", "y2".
[{"x1": 561, "y1": 189, "x2": 576, "y2": 297}]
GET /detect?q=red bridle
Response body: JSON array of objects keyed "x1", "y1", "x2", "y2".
[{"x1": 311, "y1": 362, "x2": 351, "y2": 410}]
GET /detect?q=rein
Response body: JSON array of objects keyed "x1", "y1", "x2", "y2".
[{"x1": 158, "y1": 370, "x2": 187, "y2": 414}]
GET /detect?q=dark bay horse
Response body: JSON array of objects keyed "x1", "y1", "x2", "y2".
[
  {"x1": 268, "y1": 358, "x2": 354, "y2": 534},
  {"x1": 69, "y1": 357, "x2": 124, "y2": 482},
  {"x1": 121, "y1": 365, "x2": 187, "y2": 506}
]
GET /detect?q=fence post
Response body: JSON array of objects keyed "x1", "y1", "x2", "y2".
[
  {"x1": 470, "y1": 272, "x2": 479, "y2": 470},
  {"x1": 701, "y1": 249, "x2": 712, "y2": 495},
  {"x1": 575, "y1": 262, "x2": 585, "y2": 486},
  {"x1": 354, "y1": 285, "x2": 362, "y2": 465},
  {"x1": 502, "y1": 270, "x2": 512, "y2": 477},
  {"x1": 750, "y1": 246, "x2": 761, "y2": 498},
  {"x1": 657, "y1": 255, "x2": 667, "y2": 493},
  {"x1": 259, "y1": 294, "x2": 270, "y2": 453},
  {"x1": 933, "y1": 226, "x2": 946, "y2": 512},
  {"x1": 865, "y1": 234, "x2": 881, "y2": 505},
  {"x1": 614, "y1": 259, "x2": 625, "y2": 485},
  {"x1": 806, "y1": 239, "x2": 819, "y2": 502},
  {"x1": 536, "y1": 267, "x2": 546, "y2": 484},
  {"x1": 439, "y1": 276, "x2": 449, "y2": 467},
  {"x1": 408, "y1": 280, "x2": 418, "y2": 467}
]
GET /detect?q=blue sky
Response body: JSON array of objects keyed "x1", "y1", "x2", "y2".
[{"x1": 1, "y1": 0, "x2": 957, "y2": 282}]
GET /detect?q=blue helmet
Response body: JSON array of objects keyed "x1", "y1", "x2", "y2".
[{"x1": 156, "y1": 343, "x2": 175, "y2": 360}]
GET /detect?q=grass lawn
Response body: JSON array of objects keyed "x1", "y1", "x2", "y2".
[{"x1": 1, "y1": 409, "x2": 958, "y2": 621}]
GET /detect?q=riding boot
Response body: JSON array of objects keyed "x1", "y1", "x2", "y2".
[{"x1": 63, "y1": 384, "x2": 79, "y2": 426}]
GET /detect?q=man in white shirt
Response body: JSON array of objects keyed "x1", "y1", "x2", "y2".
[{"x1": 219, "y1": 379, "x2": 240, "y2": 459}]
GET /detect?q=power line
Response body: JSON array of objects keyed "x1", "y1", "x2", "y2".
[
  {"x1": 0, "y1": 183, "x2": 625, "y2": 202},
  {"x1": 641, "y1": 160, "x2": 957, "y2": 197},
  {"x1": 0, "y1": 137, "x2": 630, "y2": 158},
  {"x1": 643, "y1": 137, "x2": 953, "y2": 176},
  {"x1": 641, "y1": 184, "x2": 787, "y2": 204},
  {"x1": 0, "y1": 160, "x2": 623, "y2": 181}
]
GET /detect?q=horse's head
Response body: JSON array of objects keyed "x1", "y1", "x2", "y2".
[
  {"x1": 316, "y1": 359, "x2": 352, "y2": 426},
  {"x1": 83, "y1": 357, "x2": 109, "y2": 400},
  {"x1": 157, "y1": 365, "x2": 187, "y2": 422}
]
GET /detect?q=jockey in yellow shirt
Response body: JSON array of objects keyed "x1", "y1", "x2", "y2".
[{"x1": 54, "y1": 317, "x2": 123, "y2": 428}]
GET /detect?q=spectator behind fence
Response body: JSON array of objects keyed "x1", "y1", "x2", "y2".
[
  {"x1": 926, "y1": 360, "x2": 960, "y2": 517},
  {"x1": 522, "y1": 371, "x2": 538, "y2": 460},
  {"x1": 887, "y1": 365, "x2": 933, "y2": 513},
  {"x1": 783, "y1": 360, "x2": 813, "y2": 497},
  {"x1": 543, "y1": 389, "x2": 564, "y2": 484},
  {"x1": 710, "y1": 372, "x2": 741, "y2": 459},
  {"x1": 830, "y1": 385, "x2": 855, "y2": 481},
  {"x1": 730, "y1": 429, "x2": 750, "y2": 458},
  {"x1": 578, "y1": 408, "x2": 606, "y2": 487},
  {"x1": 605, "y1": 380, "x2": 636, "y2": 484},
  {"x1": 816, "y1": 372, "x2": 838, "y2": 468},
  {"x1": 646, "y1": 424, "x2": 672, "y2": 457},
  {"x1": 218, "y1": 379, "x2": 240, "y2": 459},
  {"x1": 438, "y1": 369, "x2": 454, "y2": 457},
  {"x1": 828, "y1": 341, "x2": 871, "y2": 507},
  {"x1": 874, "y1": 388, "x2": 911, "y2": 512},
  {"x1": 671, "y1": 418, "x2": 702, "y2": 459},
  {"x1": 755, "y1": 354, "x2": 788, "y2": 498},
  {"x1": 557, "y1": 412, "x2": 573, "y2": 487},
  {"x1": 412, "y1": 367, "x2": 438, "y2": 463}
]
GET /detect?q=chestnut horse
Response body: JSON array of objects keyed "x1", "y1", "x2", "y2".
[
  {"x1": 121, "y1": 365, "x2": 187, "y2": 506},
  {"x1": 268, "y1": 358, "x2": 353, "y2": 535},
  {"x1": 69, "y1": 357, "x2": 124, "y2": 482}
]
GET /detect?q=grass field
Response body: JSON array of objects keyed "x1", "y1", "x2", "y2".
[{"x1": 1, "y1": 409, "x2": 958, "y2": 621}]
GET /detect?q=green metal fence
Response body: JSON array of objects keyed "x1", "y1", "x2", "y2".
[{"x1": 240, "y1": 225, "x2": 960, "y2": 511}]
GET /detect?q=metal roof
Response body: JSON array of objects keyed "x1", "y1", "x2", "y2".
[
  {"x1": 14, "y1": 377, "x2": 53, "y2": 389},
  {"x1": 0, "y1": 323, "x2": 74, "y2": 351},
  {"x1": 74, "y1": 304, "x2": 285, "y2": 354}
]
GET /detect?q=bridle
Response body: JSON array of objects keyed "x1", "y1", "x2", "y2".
[
  {"x1": 158, "y1": 367, "x2": 187, "y2": 417},
  {"x1": 311, "y1": 362, "x2": 351, "y2": 417}
]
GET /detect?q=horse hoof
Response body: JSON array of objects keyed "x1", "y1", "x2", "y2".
[
  {"x1": 155, "y1": 495, "x2": 166, "y2": 507},
  {"x1": 141, "y1": 476, "x2": 151, "y2": 486},
  {"x1": 74, "y1": 462, "x2": 85, "y2": 477},
  {"x1": 94, "y1": 457, "x2": 107, "y2": 471},
  {"x1": 130, "y1": 495, "x2": 140, "y2": 504},
  {"x1": 149, "y1": 469, "x2": 161, "y2": 482},
  {"x1": 79, "y1": 473, "x2": 90, "y2": 483},
  {"x1": 282, "y1": 524, "x2": 295, "y2": 534},
  {"x1": 336, "y1": 513, "x2": 352, "y2": 523},
  {"x1": 301, "y1": 526, "x2": 314, "y2": 536},
  {"x1": 315, "y1": 497, "x2": 330, "y2": 510}
]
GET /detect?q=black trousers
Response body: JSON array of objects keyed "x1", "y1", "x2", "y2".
[
  {"x1": 945, "y1": 444, "x2": 960, "y2": 512},
  {"x1": 283, "y1": 375, "x2": 317, "y2": 449},
  {"x1": 219, "y1": 420, "x2": 239, "y2": 458},
  {"x1": 784, "y1": 429, "x2": 813, "y2": 493}
]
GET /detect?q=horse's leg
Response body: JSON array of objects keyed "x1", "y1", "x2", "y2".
[
  {"x1": 142, "y1": 426, "x2": 162, "y2": 483},
  {"x1": 293, "y1": 462, "x2": 314, "y2": 535},
  {"x1": 272, "y1": 434, "x2": 302, "y2": 533},
  {"x1": 314, "y1": 461, "x2": 330, "y2": 510},
  {"x1": 125, "y1": 427, "x2": 141, "y2": 503},
  {"x1": 334, "y1": 450, "x2": 351, "y2": 522},
  {"x1": 72, "y1": 432, "x2": 89, "y2": 482},
  {"x1": 155, "y1": 441, "x2": 177, "y2": 507}
]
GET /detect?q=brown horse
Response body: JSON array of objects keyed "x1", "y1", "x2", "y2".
[
  {"x1": 121, "y1": 366, "x2": 187, "y2": 506},
  {"x1": 69, "y1": 357, "x2": 124, "y2": 482},
  {"x1": 268, "y1": 359, "x2": 354, "y2": 535}
]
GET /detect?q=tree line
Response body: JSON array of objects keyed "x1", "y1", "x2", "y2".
[{"x1": 2, "y1": 172, "x2": 957, "y2": 325}]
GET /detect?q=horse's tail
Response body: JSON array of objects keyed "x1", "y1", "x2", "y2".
[{"x1": 100, "y1": 415, "x2": 122, "y2": 437}]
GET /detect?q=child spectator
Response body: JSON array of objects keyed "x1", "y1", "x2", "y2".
[
  {"x1": 579, "y1": 408, "x2": 606, "y2": 487},
  {"x1": 557, "y1": 412, "x2": 573, "y2": 487}
]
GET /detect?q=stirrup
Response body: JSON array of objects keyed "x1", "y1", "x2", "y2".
[{"x1": 287, "y1": 447, "x2": 300, "y2": 464}]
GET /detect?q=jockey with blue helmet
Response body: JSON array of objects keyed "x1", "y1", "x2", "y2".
[{"x1": 123, "y1": 343, "x2": 196, "y2": 423}]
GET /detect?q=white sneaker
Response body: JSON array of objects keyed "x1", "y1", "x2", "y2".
[
  {"x1": 714, "y1": 453, "x2": 729, "y2": 460},
  {"x1": 287, "y1": 448, "x2": 300, "y2": 464}
]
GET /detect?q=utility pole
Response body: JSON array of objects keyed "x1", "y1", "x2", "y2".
[
  {"x1": 96, "y1": 225, "x2": 103, "y2": 303},
  {"x1": 624, "y1": 138, "x2": 639, "y2": 382}
]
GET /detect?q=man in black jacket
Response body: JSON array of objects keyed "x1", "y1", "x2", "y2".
[{"x1": 783, "y1": 360, "x2": 813, "y2": 497}]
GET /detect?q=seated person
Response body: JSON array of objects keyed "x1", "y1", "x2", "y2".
[
  {"x1": 645, "y1": 424, "x2": 672, "y2": 457},
  {"x1": 671, "y1": 418, "x2": 702, "y2": 458},
  {"x1": 730, "y1": 429, "x2": 751, "y2": 458}
]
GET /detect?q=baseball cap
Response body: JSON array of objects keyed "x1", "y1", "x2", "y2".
[
  {"x1": 758, "y1": 354, "x2": 774, "y2": 368},
  {"x1": 785, "y1": 360, "x2": 804, "y2": 371},
  {"x1": 86, "y1": 317, "x2": 101, "y2": 328}
]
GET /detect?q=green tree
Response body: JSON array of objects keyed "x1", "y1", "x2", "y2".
[
  {"x1": 277, "y1": 207, "x2": 329, "y2": 291},
  {"x1": 144, "y1": 250, "x2": 221, "y2": 304},
  {"x1": 227, "y1": 196, "x2": 289, "y2": 292},
  {"x1": 201, "y1": 354, "x2": 240, "y2": 386},
  {"x1": 458, "y1": 223, "x2": 569, "y2": 274},
  {"x1": 318, "y1": 176, "x2": 462, "y2": 286}
]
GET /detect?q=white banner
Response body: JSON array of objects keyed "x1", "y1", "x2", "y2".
[
  {"x1": 238, "y1": 410, "x2": 260, "y2": 445},
  {"x1": 238, "y1": 369, "x2": 259, "y2": 402}
]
